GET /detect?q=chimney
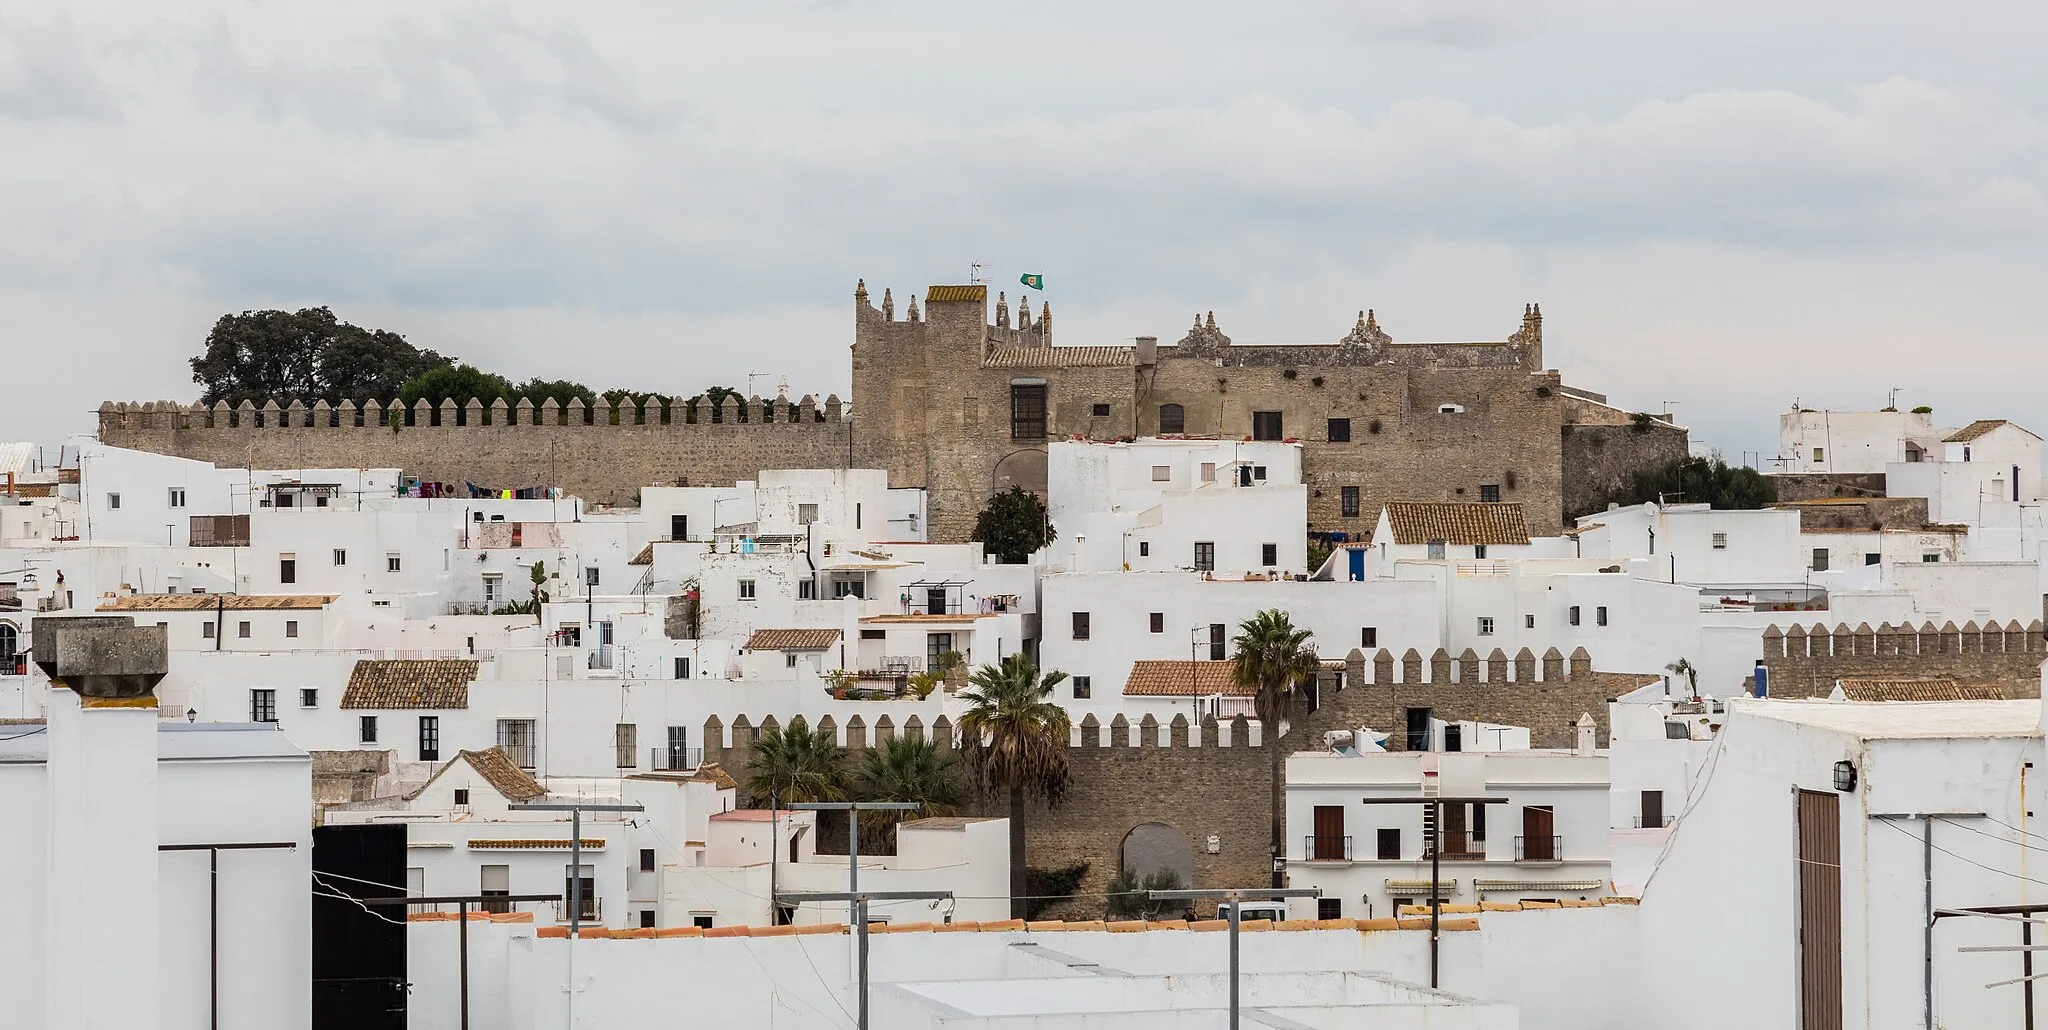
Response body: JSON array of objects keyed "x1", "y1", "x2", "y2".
[
  {"x1": 1135, "y1": 336, "x2": 1157, "y2": 366},
  {"x1": 1573, "y1": 712, "x2": 1597, "y2": 756}
]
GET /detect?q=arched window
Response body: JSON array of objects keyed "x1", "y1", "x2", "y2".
[
  {"x1": 1158, "y1": 403, "x2": 1186, "y2": 434},
  {"x1": 0, "y1": 622, "x2": 16, "y2": 663}
]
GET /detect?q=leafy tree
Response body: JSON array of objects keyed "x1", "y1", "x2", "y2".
[
  {"x1": 1231, "y1": 609, "x2": 1321, "y2": 888},
  {"x1": 745, "y1": 714, "x2": 847, "y2": 806},
  {"x1": 1626, "y1": 456, "x2": 1778, "y2": 510},
  {"x1": 1104, "y1": 868, "x2": 1187, "y2": 920},
  {"x1": 959, "y1": 654, "x2": 1073, "y2": 918},
  {"x1": 973, "y1": 486, "x2": 1056, "y2": 564},
  {"x1": 1666, "y1": 658, "x2": 1700, "y2": 700},
  {"x1": 686, "y1": 385, "x2": 744, "y2": 421},
  {"x1": 854, "y1": 736, "x2": 965, "y2": 850},
  {"x1": 1022, "y1": 863, "x2": 1089, "y2": 920},
  {"x1": 397, "y1": 363, "x2": 516, "y2": 409},
  {"x1": 190, "y1": 307, "x2": 449, "y2": 406},
  {"x1": 526, "y1": 562, "x2": 550, "y2": 621},
  {"x1": 514, "y1": 378, "x2": 597, "y2": 408}
]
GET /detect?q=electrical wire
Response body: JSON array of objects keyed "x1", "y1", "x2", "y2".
[{"x1": 1878, "y1": 816, "x2": 2048, "y2": 890}]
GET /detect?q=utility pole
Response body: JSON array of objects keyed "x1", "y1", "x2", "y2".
[
  {"x1": 1358, "y1": 796, "x2": 1508, "y2": 987},
  {"x1": 776, "y1": 889, "x2": 954, "y2": 1030},
  {"x1": 509, "y1": 800, "x2": 645, "y2": 1030},
  {"x1": 1146, "y1": 887, "x2": 1323, "y2": 1029},
  {"x1": 787, "y1": 801, "x2": 921, "y2": 929}
]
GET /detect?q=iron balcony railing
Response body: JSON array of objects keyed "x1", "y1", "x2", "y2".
[
  {"x1": 1423, "y1": 831, "x2": 1487, "y2": 861},
  {"x1": 1303, "y1": 835, "x2": 1353, "y2": 861},
  {"x1": 553, "y1": 896, "x2": 601, "y2": 922},
  {"x1": 1632, "y1": 816, "x2": 1675, "y2": 829},
  {"x1": 649, "y1": 746, "x2": 704, "y2": 772},
  {"x1": 1515, "y1": 835, "x2": 1563, "y2": 862}
]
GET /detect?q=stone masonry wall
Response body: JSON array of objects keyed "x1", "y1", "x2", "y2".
[
  {"x1": 1560, "y1": 422, "x2": 1691, "y2": 523},
  {"x1": 1759, "y1": 618, "x2": 2047, "y2": 698}
]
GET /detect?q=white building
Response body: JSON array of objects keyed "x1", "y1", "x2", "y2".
[
  {"x1": 1044, "y1": 438, "x2": 1308, "y2": 576},
  {"x1": 1777, "y1": 406, "x2": 1946, "y2": 474}
]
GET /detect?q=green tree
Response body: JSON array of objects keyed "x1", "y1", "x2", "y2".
[
  {"x1": 190, "y1": 307, "x2": 450, "y2": 406},
  {"x1": 1022, "y1": 863, "x2": 1089, "y2": 920},
  {"x1": 317, "y1": 324, "x2": 452, "y2": 402},
  {"x1": 513, "y1": 378, "x2": 597, "y2": 408},
  {"x1": 1666, "y1": 658, "x2": 1700, "y2": 699},
  {"x1": 527, "y1": 561, "x2": 550, "y2": 620},
  {"x1": 745, "y1": 714, "x2": 848, "y2": 806},
  {"x1": 854, "y1": 736, "x2": 966, "y2": 850},
  {"x1": 1231, "y1": 609, "x2": 1321, "y2": 888},
  {"x1": 958, "y1": 654, "x2": 1073, "y2": 918},
  {"x1": 1104, "y1": 868, "x2": 1187, "y2": 920},
  {"x1": 398, "y1": 363, "x2": 516, "y2": 409},
  {"x1": 1626, "y1": 456, "x2": 1778, "y2": 510},
  {"x1": 686, "y1": 385, "x2": 744, "y2": 421},
  {"x1": 972, "y1": 486, "x2": 1056, "y2": 564}
]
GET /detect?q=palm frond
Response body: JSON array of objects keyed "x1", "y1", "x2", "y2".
[{"x1": 957, "y1": 653, "x2": 1073, "y2": 806}]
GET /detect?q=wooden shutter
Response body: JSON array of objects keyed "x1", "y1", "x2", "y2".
[
  {"x1": 1521, "y1": 806, "x2": 1555, "y2": 860},
  {"x1": 1797, "y1": 789, "x2": 1843, "y2": 1030},
  {"x1": 1313, "y1": 806, "x2": 1345, "y2": 859}
]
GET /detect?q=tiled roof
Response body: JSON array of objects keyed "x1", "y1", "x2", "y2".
[
  {"x1": 1836, "y1": 677, "x2": 2004, "y2": 702},
  {"x1": 467, "y1": 839, "x2": 606, "y2": 850},
  {"x1": 745, "y1": 628, "x2": 842, "y2": 651},
  {"x1": 624, "y1": 762, "x2": 739, "y2": 791},
  {"x1": 984, "y1": 345, "x2": 1134, "y2": 369},
  {"x1": 100, "y1": 593, "x2": 337, "y2": 611},
  {"x1": 1123, "y1": 660, "x2": 1250, "y2": 697},
  {"x1": 1381, "y1": 501, "x2": 1531, "y2": 546},
  {"x1": 1944, "y1": 419, "x2": 2019, "y2": 443},
  {"x1": 926, "y1": 284, "x2": 986, "y2": 303},
  {"x1": 406, "y1": 747, "x2": 545, "y2": 802},
  {"x1": 628, "y1": 542, "x2": 654, "y2": 565},
  {"x1": 341, "y1": 659, "x2": 480, "y2": 710}
]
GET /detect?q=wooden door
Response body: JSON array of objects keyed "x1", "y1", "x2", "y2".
[
  {"x1": 1313, "y1": 806, "x2": 1346, "y2": 859},
  {"x1": 1797, "y1": 789, "x2": 1842, "y2": 1030},
  {"x1": 1521, "y1": 806, "x2": 1555, "y2": 860}
]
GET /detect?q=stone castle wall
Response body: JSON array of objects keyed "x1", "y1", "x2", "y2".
[
  {"x1": 1561, "y1": 422, "x2": 1691, "y2": 523},
  {"x1": 1759, "y1": 619, "x2": 2046, "y2": 698}
]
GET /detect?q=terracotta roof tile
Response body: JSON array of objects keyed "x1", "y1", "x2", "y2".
[
  {"x1": 745, "y1": 628, "x2": 842, "y2": 651},
  {"x1": 1123, "y1": 660, "x2": 1248, "y2": 697},
  {"x1": 627, "y1": 542, "x2": 654, "y2": 565},
  {"x1": 1381, "y1": 501, "x2": 1531, "y2": 546},
  {"x1": 1944, "y1": 419, "x2": 2028, "y2": 443},
  {"x1": 405, "y1": 747, "x2": 545, "y2": 802},
  {"x1": 1836, "y1": 677, "x2": 2004, "y2": 702},
  {"x1": 925, "y1": 285, "x2": 987, "y2": 304},
  {"x1": 100, "y1": 593, "x2": 337, "y2": 611},
  {"x1": 341, "y1": 659, "x2": 480, "y2": 709},
  {"x1": 984, "y1": 345, "x2": 1134, "y2": 369}
]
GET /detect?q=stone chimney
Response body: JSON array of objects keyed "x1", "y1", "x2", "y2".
[
  {"x1": 1573, "y1": 712, "x2": 1597, "y2": 756},
  {"x1": 1135, "y1": 336, "x2": 1157, "y2": 366}
]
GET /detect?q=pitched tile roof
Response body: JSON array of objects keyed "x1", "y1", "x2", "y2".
[
  {"x1": 984, "y1": 345, "x2": 1134, "y2": 369},
  {"x1": 1123, "y1": 660, "x2": 1249, "y2": 697},
  {"x1": 406, "y1": 746, "x2": 545, "y2": 802},
  {"x1": 1944, "y1": 419, "x2": 2025, "y2": 443},
  {"x1": 628, "y1": 542, "x2": 654, "y2": 565},
  {"x1": 627, "y1": 762, "x2": 740, "y2": 791},
  {"x1": 340, "y1": 659, "x2": 480, "y2": 710},
  {"x1": 1381, "y1": 501, "x2": 1531, "y2": 546},
  {"x1": 1836, "y1": 677, "x2": 2005, "y2": 702},
  {"x1": 100, "y1": 593, "x2": 337, "y2": 611},
  {"x1": 926, "y1": 285, "x2": 987, "y2": 303},
  {"x1": 745, "y1": 628, "x2": 842, "y2": 651}
]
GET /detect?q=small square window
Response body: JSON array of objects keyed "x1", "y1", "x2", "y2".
[
  {"x1": 300, "y1": 688, "x2": 317, "y2": 708},
  {"x1": 1327, "y1": 418, "x2": 1351, "y2": 443},
  {"x1": 237, "y1": 621, "x2": 251, "y2": 638},
  {"x1": 1200, "y1": 462, "x2": 1216, "y2": 483},
  {"x1": 640, "y1": 910, "x2": 656, "y2": 928},
  {"x1": 1812, "y1": 448, "x2": 1824, "y2": 462},
  {"x1": 1596, "y1": 606, "x2": 1609, "y2": 627},
  {"x1": 107, "y1": 493, "x2": 121, "y2": 509},
  {"x1": 1477, "y1": 617, "x2": 1494, "y2": 636},
  {"x1": 202, "y1": 623, "x2": 215, "y2": 640},
  {"x1": 1865, "y1": 553, "x2": 1881, "y2": 566},
  {"x1": 1072, "y1": 675, "x2": 1092, "y2": 699},
  {"x1": 786, "y1": 653, "x2": 798, "y2": 667},
  {"x1": 359, "y1": 716, "x2": 378, "y2": 743},
  {"x1": 1524, "y1": 614, "x2": 1535, "y2": 629},
  {"x1": 1479, "y1": 484, "x2": 1501, "y2": 503},
  {"x1": 1711, "y1": 532, "x2": 1727, "y2": 550},
  {"x1": 674, "y1": 657, "x2": 692, "y2": 679},
  {"x1": 1318, "y1": 898, "x2": 1343, "y2": 920},
  {"x1": 1474, "y1": 544, "x2": 1488, "y2": 559},
  {"x1": 739, "y1": 579, "x2": 757, "y2": 599},
  {"x1": 1149, "y1": 613, "x2": 1164, "y2": 633},
  {"x1": 1152, "y1": 465, "x2": 1172, "y2": 482},
  {"x1": 454, "y1": 789, "x2": 469, "y2": 806},
  {"x1": 1569, "y1": 605, "x2": 1581, "y2": 626},
  {"x1": 1360, "y1": 627, "x2": 1377, "y2": 648},
  {"x1": 1261, "y1": 543, "x2": 1278, "y2": 567},
  {"x1": 168, "y1": 488, "x2": 186, "y2": 508},
  {"x1": 387, "y1": 553, "x2": 403, "y2": 572},
  {"x1": 333, "y1": 548, "x2": 347, "y2": 566},
  {"x1": 1138, "y1": 541, "x2": 1150, "y2": 557},
  {"x1": 1072, "y1": 612, "x2": 1091, "y2": 640},
  {"x1": 641, "y1": 848, "x2": 656, "y2": 872},
  {"x1": 1092, "y1": 403, "x2": 1111, "y2": 417},
  {"x1": 859, "y1": 628, "x2": 885, "y2": 640},
  {"x1": 1426, "y1": 540, "x2": 1446, "y2": 559},
  {"x1": 1811, "y1": 548, "x2": 1830, "y2": 572},
  {"x1": 1922, "y1": 553, "x2": 1941, "y2": 563}
]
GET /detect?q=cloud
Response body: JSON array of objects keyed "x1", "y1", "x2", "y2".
[
  {"x1": 0, "y1": 17, "x2": 122, "y2": 121},
  {"x1": 1341, "y1": 0, "x2": 1556, "y2": 49}
]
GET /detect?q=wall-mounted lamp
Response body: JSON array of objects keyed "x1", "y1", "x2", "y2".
[
  {"x1": 186, "y1": 707, "x2": 197, "y2": 724},
  {"x1": 1833, "y1": 760, "x2": 1857, "y2": 793}
]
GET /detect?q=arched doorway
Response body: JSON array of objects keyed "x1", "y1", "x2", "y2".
[{"x1": 1119, "y1": 822, "x2": 1193, "y2": 887}]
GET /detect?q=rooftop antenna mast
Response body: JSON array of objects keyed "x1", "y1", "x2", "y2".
[
  {"x1": 1889, "y1": 386, "x2": 1903, "y2": 410},
  {"x1": 969, "y1": 261, "x2": 985, "y2": 284},
  {"x1": 746, "y1": 372, "x2": 772, "y2": 397}
]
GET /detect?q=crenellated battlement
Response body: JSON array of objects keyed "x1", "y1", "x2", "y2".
[
  {"x1": 1759, "y1": 617, "x2": 2047, "y2": 699},
  {"x1": 97, "y1": 392, "x2": 846, "y2": 431}
]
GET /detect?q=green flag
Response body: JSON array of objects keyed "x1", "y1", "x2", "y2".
[{"x1": 1019, "y1": 273, "x2": 1044, "y2": 290}]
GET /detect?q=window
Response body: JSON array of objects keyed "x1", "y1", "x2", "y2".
[
  {"x1": 1405, "y1": 707, "x2": 1432, "y2": 751},
  {"x1": 1149, "y1": 613, "x2": 1164, "y2": 633},
  {"x1": 1438, "y1": 403, "x2": 1465, "y2": 414},
  {"x1": 1473, "y1": 544, "x2": 1487, "y2": 559},
  {"x1": 1327, "y1": 418, "x2": 1351, "y2": 443},
  {"x1": 674, "y1": 656, "x2": 691, "y2": 679},
  {"x1": 1479, "y1": 484, "x2": 1501, "y2": 503},
  {"x1": 387, "y1": 553, "x2": 403, "y2": 572},
  {"x1": 1922, "y1": 553, "x2": 1941, "y2": 563},
  {"x1": 1138, "y1": 541, "x2": 1150, "y2": 557},
  {"x1": 1524, "y1": 614, "x2": 1535, "y2": 629},
  {"x1": 168, "y1": 488, "x2": 186, "y2": 508},
  {"x1": 1812, "y1": 447, "x2": 1824, "y2": 462},
  {"x1": 1010, "y1": 383, "x2": 1048, "y2": 440},
  {"x1": 107, "y1": 493, "x2": 121, "y2": 510},
  {"x1": 249, "y1": 689, "x2": 277, "y2": 723},
  {"x1": 1261, "y1": 543, "x2": 1278, "y2": 567},
  {"x1": 692, "y1": 915, "x2": 715, "y2": 930},
  {"x1": 1072, "y1": 676, "x2": 1092, "y2": 699},
  {"x1": 359, "y1": 716, "x2": 378, "y2": 743},
  {"x1": 1158, "y1": 403, "x2": 1186, "y2": 434},
  {"x1": 1209, "y1": 623, "x2": 1227, "y2": 661},
  {"x1": 300, "y1": 688, "x2": 317, "y2": 708},
  {"x1": 285, "y1": 620, "x2": 298, "y2": 638},
  {"x1": 564, "y1": 867, "x2": 597, "y2": 922},
  {"x1": 1072, "y1": 612, "x2": 1091, "y2": 640},
  {"x1": 1341, "y1": 486, "x2": 1360, "y2": 518},
  {"x1": 738, "y1": 579, "x2": 757, "y2": 599},
  {"x1": 1252, "y1": 411, "x2": 1283, "y2": 441},
  {"x1": 1252, "y1": 465, "x2": 1268, "y2": 481},
  {"x1": 1376, "y1": 828, "x2": 1401, "y2": 860},
  {"x1": 279, "y1": 554, "x2": 296, "y2": 584},
  {"x1": 1318, "y1": 898, "x2": 1343, "y2": 920},
  {"x1": 1865, "y1": 553, "x2": 1881, "y2": 566},
  {"x1": 671, "y1": 514, "x2": 688, "y2": 541},
  {"x1": 419, "y1": 716, "x2": 440, "y2": 762},
  {"x1": 798, "y1": 580, "x2": 816, "y2": 600},
  {"x1": 203, "y1": 622, "x2": 216, "y2": 640},
  {"x1": 1596, "y1": 606, "x2": 1608, "y2": 627},
  {"x1": 641, "y1": 848, "x2": 657, "y2": 873},
  {"x1": 237, "y1": 620, "x2": 251, "y2": 639},
  {"x1": 1151, "y1": 465, "x2": 1172, "y2": 482},
  {"x1": 1569, "y1": 605, "x2": 1581, "y2": 626},
  {"x1": 1711, "y1": 532, "x2": 1727, "y2": 550},
  {"x1": 616, "y1": 724, "x2": 637, "y2": 768},
  {"x1": 786, "y1": 653, "x2": 799, "y2": 667},
  {"x1": 797, "y1": 503, "x2": 818, "y2": 525},
  {"x1": 1360, "y1": 627, "x2": 1377, "y2": 648},
  {"x1": 1199, "y1": 462, "x2": 1215, "y2": 483},
  {"x1": 1426, "y1": 540, "x2": 1446, "y2": 559},
  {"x1": 333, "y1": 548, "x2": 347, "y2": 566},
  {"x1": 585, "y1": 566, "x2": 600, "y2": 588},
  {"x1": 480, "y1": 865, "x2": 510, "y2": 914},
  {"x1": 859, "y1": 628, "x2": 885, "y2": 640},
  {"x1": 1092, "y1": 403, "x2": 1111, "y2": 417},
  {"x1": 1477, "y1": 617, "x2": 1495, "y2": 636},
  {"x1": 1811, "y1": 548, "x2": 1830, "y2": 572},
  {"x1": 1194, "y1": 542, "x2": 1216, "y2": 571},
  {"x1": 497, "y1": 720, "x2": 536, "y2": 767},
  {"x1": 454, "y1": 789, "x2": 470, "y2": 807}
]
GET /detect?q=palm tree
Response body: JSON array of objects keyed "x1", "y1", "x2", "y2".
[
  {"x1": 855, "y1": 736, "x2": 966, "y2": 851},
  {"x1": 1231, "y1": 609, "x2": 1321, "y2": 888},
  {"x1": 958, "y1": 653, "x2": 1072, "y2": 918},
  {"x1": 745, "y1": 715, "x2": 847, "y2": 806},
  {"x1": 1666, "y1": 658, "x2": 1700, "y2": 700}
]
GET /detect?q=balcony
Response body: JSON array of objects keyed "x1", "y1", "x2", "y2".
[
  {"x1": 1632, "y1": 816, "x2": 1674, "y2": 829},
  {"x1": 1514, "y1": 835, "x2": 1563, "y2": 863},
  {"x1": 552, "y1": 897, "x2": 601, "y2": 923},
  {"x1": 587, "y1": 646, "x2": 614, "y2": 671},
  {"x1": 1423, "y1": 831, "x2": 1487, "y2": 861},
  {"x1": 1303, "y1": 835, "x2": 1352, "y2": 862},
  {"x1": 0, "y1": 654, "x2": 23, "y2": 676},
  {"x1": 649, "y1": 746, "x2": 704, "y2": 772}
]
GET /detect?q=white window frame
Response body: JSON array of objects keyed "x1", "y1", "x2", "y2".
[
  {"x1": 738, "y1": 579, "x2": 757, "y2": 600},
  {"x1": 1477, "y1": 617, "x2": 1495, "y2": 636}
]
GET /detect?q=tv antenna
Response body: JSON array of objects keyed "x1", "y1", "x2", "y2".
[{"x1": 969, "y1": 261, "x2": 985, "y2": 284}]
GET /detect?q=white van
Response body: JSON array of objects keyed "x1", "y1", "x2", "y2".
[{"x1": 1216, "y1": 900, "x2": 1289, "y2": 922}]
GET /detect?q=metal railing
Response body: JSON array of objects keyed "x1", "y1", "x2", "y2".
[
  {"x1": 1514, "y1": 835, "x2": 1562, "y2": 862},
  {"x1": 1303, "y1": 835, "x2": 1352, "y2": 861},
  {"x1": 649, "y1": 746, "x2": 704, "y2": 771},
  {"x1": 553, "y1": 897, "x2": 601, "y2": 922},
  {"x1": 499, "y1": 742, "x2": 536, "y2": 769},
  {"x1": 588, "y1": 646, "x2": 614, "y2": 670},
  {"x1": 1424, "y1": 831, "x2": 1487, "y2": 860},
  {"x1": 1632, "y1": 816, "x2": 1675, "y2": 828}
]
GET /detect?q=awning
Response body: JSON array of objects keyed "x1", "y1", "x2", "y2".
[
  {"x1": 1385, "y1": 879, "x2": 1459, "y2": 892},
  {"x1": 1474, "y1": 879, "x2": 1604, "y2": 893}
]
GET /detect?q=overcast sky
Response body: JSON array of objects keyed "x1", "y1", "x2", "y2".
[{"x1": 4, "y1": 1, "x2": 2045, "y2": 462}]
